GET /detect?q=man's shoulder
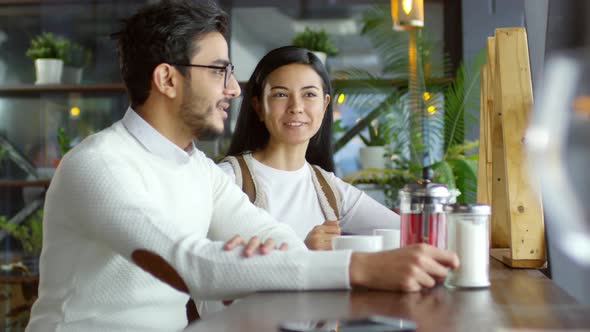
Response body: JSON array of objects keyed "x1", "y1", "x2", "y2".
[
  {"x1": 69, "y1": 122, "x2": 132, "y2": 156},
  {"x1": 60, "y1": 122, "x2": 140, "y2": 170}
]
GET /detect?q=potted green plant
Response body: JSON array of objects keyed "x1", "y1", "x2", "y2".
[
  {"x1": 62, "y1": 41, "x2": 92, "y2": 84},
  {"x1": 0, "y1": 210, "x2": 43, "y2": 326},
  {"x1": 0, "y1": 211, "x2": 43, "y2": 261},
  {"x1": 53, "y1": 127, "x2": 72, "y2": 168},
  {"x1": 0, "y1": 146, "x2": 7, "y2": 178},
  {"x1": 358, "y1": 117, "x2": 394, "y2": 169},
  {"x1": 25, "y1": 32, "x2": 70, "y2": 84},
  {"x1": 292, "y1": 27, "x2": 338, "y2": 64},
  {"x1": 334, "y1": 5, "x2": 483, "y2": 207}
]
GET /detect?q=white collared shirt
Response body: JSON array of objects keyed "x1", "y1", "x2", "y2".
[{"x1": 122, "y1": 107, "x2": 195, "y2": 164}]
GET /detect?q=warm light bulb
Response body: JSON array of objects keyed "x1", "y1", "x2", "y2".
[
  {"x1": 337, "y1": 94, "x2": 345, "y2": 104},
  {"x1": 427, "y1": 105, "x2": 436, "y2": 114},
  {"x1": 402, "y1": 0, "x2": 413, "y2": 15},
  {"x1": 70, "y1": 106, "x2": 81, "y2": 117}
]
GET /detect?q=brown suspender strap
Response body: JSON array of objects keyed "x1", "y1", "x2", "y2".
[
  {"x1": 311, "y1": 166, "x2": 340, "y2": 220},
  {"x1": 236, "y1": 155, "x2": 256, "y2": 204}
]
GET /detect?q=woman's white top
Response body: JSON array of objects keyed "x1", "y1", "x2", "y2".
[{"x1": 218, "y1": 154, "x2": 400, "y2": 238}]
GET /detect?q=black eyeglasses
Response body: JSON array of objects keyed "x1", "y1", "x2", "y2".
[{"x1": 170, "y1": 63, "x2": 234, "y2": 89}]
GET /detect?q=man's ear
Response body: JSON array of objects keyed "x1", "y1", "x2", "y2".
[
  {"x1": 152, "y1": 63, "x2": 179, "y2": 99},
  {"x1": 252, "y1": 96, "x2": 264, "y2": 122}
]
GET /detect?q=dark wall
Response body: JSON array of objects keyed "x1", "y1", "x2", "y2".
[{"x1": 545, "y1": 0, "x2": 590, "y2": 53}]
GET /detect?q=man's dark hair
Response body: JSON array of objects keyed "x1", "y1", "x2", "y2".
[
  {"x1": 225, "y1": 46, "x2": 335, "y2": 172},
  {"x1": 113, "y1": 0, "x2": 228, "y2": 108}
]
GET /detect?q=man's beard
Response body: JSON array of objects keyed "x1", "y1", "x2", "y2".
[{"x1": 179, "y1": 87, "x2": 225, "y2": 141}]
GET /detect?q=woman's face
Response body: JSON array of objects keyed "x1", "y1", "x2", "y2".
[{"x1": 254, "y1": 63, "x2": 330, "y2": 147}]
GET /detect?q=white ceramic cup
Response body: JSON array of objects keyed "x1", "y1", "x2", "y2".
[
  {"x1": 331, "y1": 235, "x2": 383, "y2": 252},
  {"x1": 372, "y1": 229, "x2": 401, "y2": 250}
]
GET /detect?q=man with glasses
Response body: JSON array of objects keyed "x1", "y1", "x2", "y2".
[{"x1": 26, "y1": 1, "x2": 459, "y2": 331}]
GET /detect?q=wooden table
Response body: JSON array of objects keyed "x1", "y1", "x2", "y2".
[{"x1": 187, "y1": 259, "x2": 590, "y2": 331}]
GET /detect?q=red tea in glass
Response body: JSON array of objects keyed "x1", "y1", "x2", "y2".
[
  {"x1": 398, "y1": 168, "x2": 450, "y2": 250},
  {"x1": 400, "y1": 212, "x2": 447, "y2": 248}
]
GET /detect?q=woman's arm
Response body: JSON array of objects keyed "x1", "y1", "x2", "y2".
[{"x1": 331, "y1": 175, "x2": 401, "y2": 235}]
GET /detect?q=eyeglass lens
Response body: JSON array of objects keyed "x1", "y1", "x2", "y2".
[{"x1": 224, "y1": 64, "x2": 234, "y2": 89}]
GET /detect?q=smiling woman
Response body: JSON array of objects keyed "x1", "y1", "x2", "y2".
[
  {"x1": 254, "y1": 63, "x2": 330, "y2": 148},
  {"x1": 223, "y1": 45, "x2": 399, "y2": 245}
]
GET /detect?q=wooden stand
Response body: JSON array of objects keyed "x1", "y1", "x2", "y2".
[{"x1": 477, "y1": 28, "x2": 546, "y2": 268}]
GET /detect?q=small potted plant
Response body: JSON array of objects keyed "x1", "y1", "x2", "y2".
[
  {"x1": 25, "y1": 32, "x2": 70, "y2": 84},
  {"x1": 0, "y1": 210, "x2": 43, "y2": 324},
  {"x1": 0, "y1": 146, "x2": 7, "y2": 178},
  {"x1": 292, "y1": 27, "x2": 338, "y2": 64},
  {"x1": 0, "y1": 211, "x2": 43, "y2": 264},
  {"x1": 62, "y1": 41, "x2": 92, "y2": 84},
  {"x1": 53, "y1": 127, "x2": 72, "y2": 168},
  {"x1": 358, "y1": 118, "x2": 393, "y2": 169}
]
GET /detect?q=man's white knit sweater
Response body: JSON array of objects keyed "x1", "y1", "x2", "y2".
[{"x1": 26, "y1": 109, "x2": 351, "y2": 332}]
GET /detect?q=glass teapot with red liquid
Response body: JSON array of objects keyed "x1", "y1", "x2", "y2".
[{"x1": 399, "y1": 167, "x2": 451, "y2": 249}]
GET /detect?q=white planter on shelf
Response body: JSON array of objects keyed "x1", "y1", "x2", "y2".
[
  {"x1": 359, "y1": 146, "x2": 387, "y2": 169},
  {"x1": 34, "y1": 58, "x2": 63, "y2": 84},
  {"x1": 61, "y1": 66, "x2": 83, "y2": 84},
  {"x1": 311, "y1": 51, "x2": 327, "y2": 65}
]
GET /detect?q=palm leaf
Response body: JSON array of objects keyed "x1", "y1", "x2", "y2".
[
  {"x1": 442, "y1": 49, "x2": 486, "y2": 156},
  {"x1": 432, "y1": 160, "x2": 456, "y2": 189},
  {"x1": 447, "y1": 157, "x2": 478, "y2": 203}
]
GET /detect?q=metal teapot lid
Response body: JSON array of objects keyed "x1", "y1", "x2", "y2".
[{"x1": 400, "y1": 167, "x2": 451, "y2": 199}]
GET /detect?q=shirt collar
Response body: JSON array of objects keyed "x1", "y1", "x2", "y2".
[{"x1": 122, "y1": 107, "x2": 196, "y2": 164}]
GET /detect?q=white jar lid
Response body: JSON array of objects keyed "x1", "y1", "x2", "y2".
[{"x1": 444, "y1": 203, "x2": 491, "y2": 215}]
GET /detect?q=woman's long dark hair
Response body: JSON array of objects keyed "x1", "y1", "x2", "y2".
[{"x1": 225, "y1": 46, "x2": 335, "y2": 172}]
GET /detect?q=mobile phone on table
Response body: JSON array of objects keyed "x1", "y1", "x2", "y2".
[{"x1": 278, "y1": 315, "x2": 417, "y2": 332}]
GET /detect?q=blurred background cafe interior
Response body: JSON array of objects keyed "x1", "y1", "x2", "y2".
[{"x1": 0, "y1": 0, "x2": 590, "y2": 330}]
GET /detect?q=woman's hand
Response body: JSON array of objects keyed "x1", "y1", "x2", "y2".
[{"x1": 304, "y1": 220, "x2": 340, "y2": 250}]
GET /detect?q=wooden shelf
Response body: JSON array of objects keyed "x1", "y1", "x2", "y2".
[
  {"x1": 0, "y1": 179, "x2": 51, "y2": 188},
  {"x1": 0, "y1": 83, "x2": 127, "y2": 96},
  {"x1": 331, "y1": 77, "x2": 455, "y2": 90},
  {"x1": 0, "y1": 82, "x2": 249, "y2": 96},
  {"x1": 0, "y1": 78, "x2": 451, "y2": 96}
]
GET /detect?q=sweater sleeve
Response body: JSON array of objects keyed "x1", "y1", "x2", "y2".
[
  {"x1": 52, "y1": 148, "x2": 350, "y2": 301},
  {"x1": 330, "y1": 174, "x2": 401, "y2": 235}
]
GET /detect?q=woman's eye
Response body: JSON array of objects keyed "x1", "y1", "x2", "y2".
[
  {"x1": 272, "y1": 92, "x2": 287, "y2": 97},
  {"x1": 304, "y1": 92, "x2": 317, "y2": 97},
  {"x1": 214, "y1": 69, "x2": 225, "y2": 75}
]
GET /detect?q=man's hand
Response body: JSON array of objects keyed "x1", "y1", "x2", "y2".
[
  {"x1": 304, "y1": 220, "x2": 340, "y2": 250},
  {"x1": 349, "y1": 243, "x2": 460, "y2": 292},
  {"x1": 223, "y1": 235, "x2": 289, "y2": 257},
  {"x1": 221, "y1": 235, "x2": 289, "y2": 307}
]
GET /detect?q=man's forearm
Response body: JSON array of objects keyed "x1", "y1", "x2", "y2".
[{"x1": 349, "y1": 252, "x2": 370, "y2": 288}]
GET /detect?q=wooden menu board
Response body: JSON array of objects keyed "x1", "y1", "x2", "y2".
[{"x1": 477, "y1": 27, "x2": 546, "y2": 268}]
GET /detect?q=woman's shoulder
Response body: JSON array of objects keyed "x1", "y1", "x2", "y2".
[
  {"x1": 217, "y1": 160, "x2": 234, "y2": 173},
  {"x1": 307, "y1": 164, "x2": 339, "y2": 183},
  {"x1": 308, "y1": 164, "x2": 360, "y2": 196},
  {"x1": 216, "y1": 157, "x2": 238, "y2": 181}
]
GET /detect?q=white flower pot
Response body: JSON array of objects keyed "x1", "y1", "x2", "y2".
[
  {"x1": 311, "y1": 51, "x2": 327, "y2": 65},
  {"x1": 359, "y1": 146, "x2": 387, "y2": 169},
  {"x1": 62, "y1": 66, "x2": 83, "y2": 84},
  {"x1": 34, "y1": 58, "x2": 63, "y2": 84}
]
